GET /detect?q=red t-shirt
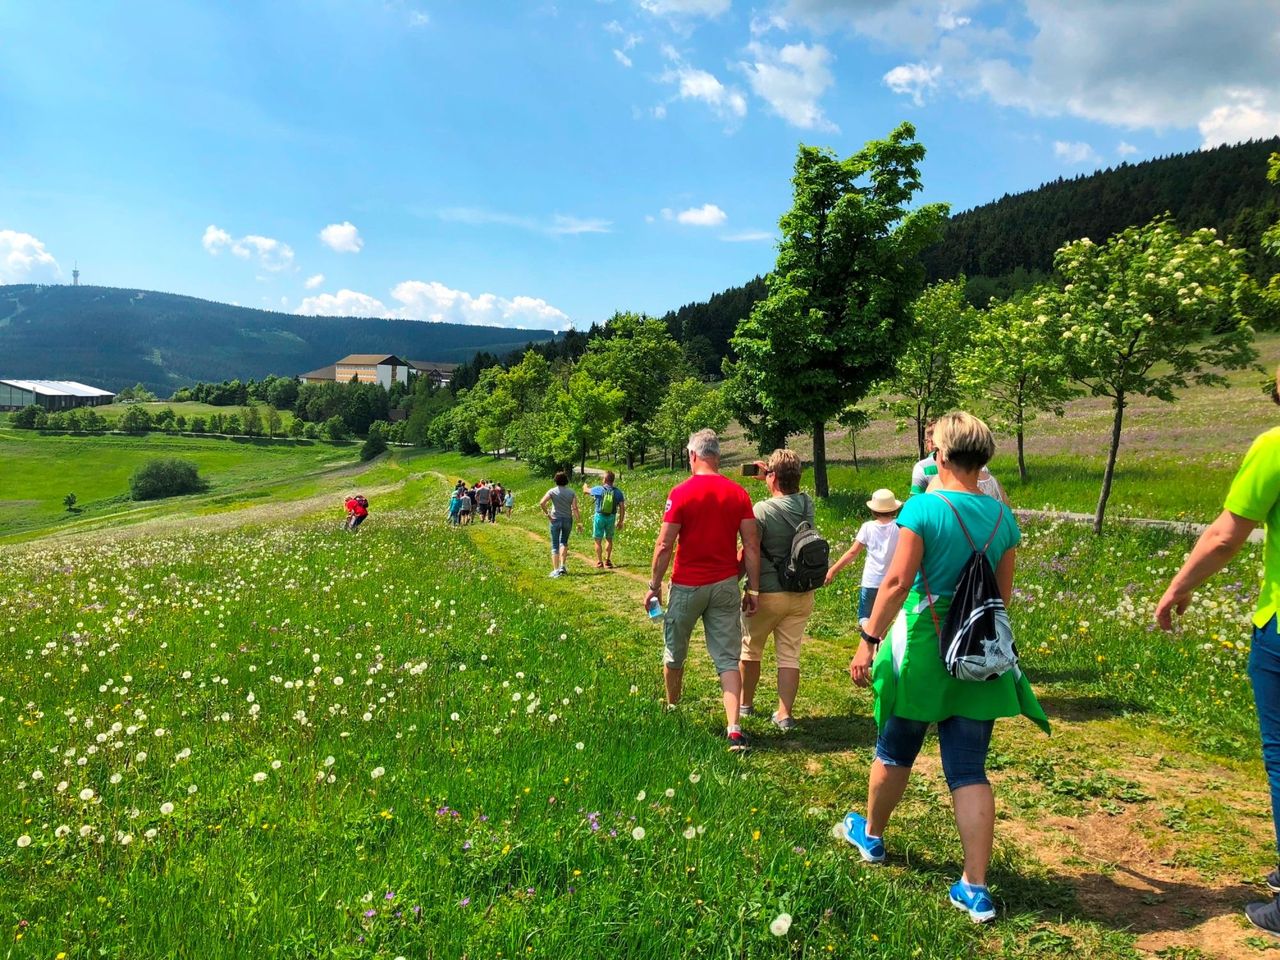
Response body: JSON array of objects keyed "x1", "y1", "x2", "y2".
[{"x1": 662, "y1": 473, "x2": 755, "y2": 587}]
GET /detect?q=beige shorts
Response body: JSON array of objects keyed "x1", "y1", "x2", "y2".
[{"x1": 740, "y1": 590, "x2": 815, "y2": 670}]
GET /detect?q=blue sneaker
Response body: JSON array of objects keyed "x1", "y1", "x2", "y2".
[
  {"x1": 841, "y1": 812, "x2": 885, "y2": 863},
  {"x1": 949, "y1": 880, "x2": 997, "y2": 923}
]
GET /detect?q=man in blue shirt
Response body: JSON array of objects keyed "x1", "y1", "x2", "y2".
[{"x1": 583, "y1": 471, "x2": 626, "y2": 569}]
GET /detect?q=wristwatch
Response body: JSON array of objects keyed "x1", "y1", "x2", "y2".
[{"x1": 859, "y1": 627, "x2": 882, "y2": 647}]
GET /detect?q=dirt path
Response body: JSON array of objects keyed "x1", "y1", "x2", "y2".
[{"x1": 1017, "y1": 508, "x2": 1266, "y2": 544}]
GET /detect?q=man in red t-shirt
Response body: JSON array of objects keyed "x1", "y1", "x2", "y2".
[{"x1": 644, "y1": 429, "x2": 761, "y2": 751}]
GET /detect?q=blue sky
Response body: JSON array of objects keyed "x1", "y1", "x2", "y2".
[{"x1": 1, "y1": 0, "x2": 1277, "y2": 330}]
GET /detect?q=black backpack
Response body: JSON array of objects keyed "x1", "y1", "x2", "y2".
[
  {"x1": 921, "y1": 493, "x2": 1017, "y2": 682},
  {"x1": 771, "y1": 495, "x2": 830, "y2": 592}
]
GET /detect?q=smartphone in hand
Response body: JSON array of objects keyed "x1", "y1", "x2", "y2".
[{"x1": 741, "y1": 463, "x2": 760, "y2": 477}]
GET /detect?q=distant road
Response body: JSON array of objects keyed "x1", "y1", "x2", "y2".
[{"x1": 1014, "y1": 508, "x2": 1265, "y2": 543}]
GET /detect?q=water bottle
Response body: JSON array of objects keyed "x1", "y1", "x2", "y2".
[{"x1": 647, "y1": 597, "x2": 664, "y2": 621}]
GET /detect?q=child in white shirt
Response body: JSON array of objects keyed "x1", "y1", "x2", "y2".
[{"x1": 824, "y1": 488, "x2": 903, "y2": 628}]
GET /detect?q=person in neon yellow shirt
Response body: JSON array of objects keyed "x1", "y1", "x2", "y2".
[{"x1": 1157, "y1": 367, "x2": 1280, "y2": 936}]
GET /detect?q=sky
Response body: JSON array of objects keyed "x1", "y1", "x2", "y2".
[{"x1": 1, "y1": 0, "x2": 1278, "y2": 331}]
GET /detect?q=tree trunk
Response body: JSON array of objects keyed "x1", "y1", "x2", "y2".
[
  {"x1": 851, "y1": 430, "x2": 859, "y2": 471},
  {"x1": 1093, "y1": 395, "x2": 1125, "y2": 535},
  {"x1": 916, "y1": 413, "x2": 926, "y2": 460},
  {"x1": 812, "y1": 420, "x2": 829, "y2": 498},
  {"x1": 1016, "y1": 407, "x2": 1027, "y2": 483},
  {"x1": 580, "y1": 440, "x2": 587, "y2": 477}
]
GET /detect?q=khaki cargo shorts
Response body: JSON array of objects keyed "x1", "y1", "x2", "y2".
[
  {"x1": 663, "y1": 575, "x2": 743, "y2": 675},
  {"x1": 740, "y1": 590, "x2": 815, "y2": 670}
]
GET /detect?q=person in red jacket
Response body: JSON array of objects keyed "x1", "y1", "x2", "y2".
[{"x1": 345, "y1": 494, "x2": 369, "y2": 532}]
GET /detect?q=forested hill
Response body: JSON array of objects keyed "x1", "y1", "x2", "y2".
[
  {"x1": 922, "y1": 136, "x2": 1280, "y2": 298},
  {"x1": 0, "y1": 284, "x2": 557, "y2": 394},
  {"x1": 666, "y1": 138, "x2": 1280, "y2": 368}
]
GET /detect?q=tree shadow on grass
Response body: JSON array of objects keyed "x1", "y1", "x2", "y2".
[
  {"x1": 1037, "y1": 693, "x2": 1149, "y2": 722},
  {"x1": 755, "y1": 713, "x2": 880, "y2": 754}
]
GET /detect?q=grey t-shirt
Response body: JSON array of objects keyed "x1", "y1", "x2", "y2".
[
  {"x1": 545, "y1": 485, "x2": 577, "y2": 520},
  {"x1": 755, "y1": 493, "x2": 815, "y2": 593}
]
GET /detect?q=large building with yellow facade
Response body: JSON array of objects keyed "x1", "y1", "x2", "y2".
[{"x1": 299, "y1": 354, "x2": 456, "y2": 389}]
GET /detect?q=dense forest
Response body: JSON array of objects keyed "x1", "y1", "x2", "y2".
[
  {"x1": 923, "y1": 136, "x2": 1280, "y2": 302},
  {"x1": 0, "y1": 284, "x2": 557, "y2": 394},
  {"x1": 654, "y1": 137, "x2": 1280, "y2": 370}
]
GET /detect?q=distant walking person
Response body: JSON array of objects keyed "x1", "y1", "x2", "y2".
[
  {"x1": 504, "y1": 490, "x2": 515, "y2": 516},
  {"x1": 643, "y1": 429, "x2": 761, "y2": 752},
  {"x1": 738, "y1": 449, "x2": 819, "y2": 732},
  {"x1": 476, "y1": 481, "x2": 492, "y2": 523},
  {"x1": 1156, "y1": 367, "x2": 1280, "y2": 936},
  {"x1": 540, "y1": 471, "x2": 582, "y2": 578},
  {"x1": 910, "y1": 419, "x2": 939, "y2": 496},
  {"x1": 447, "y1": 487, "x2": 464, "y2": 526},
  {"x1": 825, "y1": 488, "x2": 903, "y2": 629},
  {"x1": 584, "y1": 471, "x2": 626, "y2": 568},
  {"x1": 458, "y1": 486, "x2": 473, "y2": 525}
]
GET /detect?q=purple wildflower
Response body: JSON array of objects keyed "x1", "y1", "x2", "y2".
[
  {"x1": 363, "y1": 909, "x2": 376, "y2": 918},
  {"x1": 459, "y1": 897, "x2": 471, "y2": 907}
]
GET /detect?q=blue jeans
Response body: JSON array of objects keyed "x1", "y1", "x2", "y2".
[
  {"x1": 1250, "y1": 615, "x2": 1280, "y2": 858},
  {"x1": 550, "y1": 517, "x2": 573, "y2": 551},
  {"x1": 858, "y1": 586, "x2": 879, "y2": 622},
  {"x1": 875, "y1": 715, "x2": 994, "y2": 791}
]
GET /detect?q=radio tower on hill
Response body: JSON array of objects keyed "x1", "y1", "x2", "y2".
[{"x1": 72, "y1": 262, "x2": 80, "y2": 287}]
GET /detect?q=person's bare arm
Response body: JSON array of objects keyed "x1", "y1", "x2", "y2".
[
  {"x1": 539, "y1": 492, "x2": 552, "y2": 518},
  {"x1": 572, "y1": 496, "x2": 582, "y2": 522},
  {"x1": 1156, "y1": 509, "x2": 1258, "y2": 630},
  {"x1": 824, "y1": 541, "x2": 865, "y2": 585},
  {"x1": 996, "y1": 548, "x2": 1016, "y2": 606},
  {"x1": 851, "y1": 528, "x2": 924, "y2": 687},
  {"x1": 739, "y1": 517, "x2": 761, "y2": 616},
  {"x1": 616, "y1": 499, "x2": 626, "y2": 530},
  {"x1": 643, "y1": 521, "x2": 680, "y2": 609}
]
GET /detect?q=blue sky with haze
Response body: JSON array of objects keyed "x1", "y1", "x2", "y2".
[{"x1": 1, "y1": 0, "x2": 1276, "y2": 330}]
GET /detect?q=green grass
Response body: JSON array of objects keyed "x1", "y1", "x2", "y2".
[
  {"x1": 0, "y1": 442, "x2": 1273, "y2": 957},
  {"x1": 90, "y1": 401, "x2": 297, "y2": 427},
  {"x1": 0, "y1": 429, "x2": 361, "y2": 538}
]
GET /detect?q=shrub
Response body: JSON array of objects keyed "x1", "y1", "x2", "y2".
[
  {"x1": 11, "y1": 405, "x2": 46, "y2": 429},
  {"x1": 129, "y1": 459, "x2": 205, "y2": 501},
  {"x1": 322, "y1": 416, "x2": 349, "y2": 441},
  {"x1": 361, "y1": 421, "x2": 389, "y2": 461},
  {"x1": 119, "y1": 406, "x2": 153, "y2": 433}
]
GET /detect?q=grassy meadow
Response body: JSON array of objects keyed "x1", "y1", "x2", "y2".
[
  {"x1": 1, "y1": 425, "x2": 1276, "y2": 958},
  {"x1": 3, "y1": 357, "x2": 1280, "y2": 958}
]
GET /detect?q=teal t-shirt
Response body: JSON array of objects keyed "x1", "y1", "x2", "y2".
[{"x1": 897, "y1": 490, "x2": 1021, "y2": 596}]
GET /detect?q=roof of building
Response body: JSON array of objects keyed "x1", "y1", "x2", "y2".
[
  {"x1": 298, "y1": 365, "x2": 336, "y2": 381},
  {"x1": 335, "y1": 354, "x2": 410, "y2": 367},
  {"x1": 0, "y1": 379, "x2": 115, "y2": 398},
  {"x1": 408, "y1": 361, "x2": 459, "y2": 373}
]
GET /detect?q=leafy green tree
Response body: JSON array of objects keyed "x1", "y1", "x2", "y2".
[
  {"x1": 956, "y1": 291, "x2": 1076, "y2": 482},
  {"x1": 303, "y1": 421, "x2": 320, "y2": 440},
  {"x1": 653, "y1": 378, "x2": 730, "y2": 467},
  {"x1": 885, "y1": 279, "x2": 975, "y2": 457},
  {"x1": 558, "y1": 368, "x2": 624, "y2": 474},
  {"x1": 838, "y1": 406, "x2": 873, "y2": 471},
  {"x1": 1054, "y1": 217, "x2": 1258, "y2": 533},
  {"x1": 119, "y1": 406, "x2": 152, "y2": 433},
  {"x1": 11, "y1": 405, "x2": 45, "y2": 429},
  {"x1": 361, "y1": 421, "x2": 389, "y2": 461},
  {"x1": 267, "y1": 377, "x2": 299, "y2": 410},
  {"x1": 265, "y1": 405, "x2": 283, "y2": 438},
  {"x1": 322, "y1": 415, "x2": 348, "y2": 442},
  {"x1": 287, "y1": 417, "x2": 304, "y2": 439},
  {"x1": 224, "y1": 412, "x2": 243, "y2": 435},
  {"x1": 579, "y1": 312, "x2": 684, "y2": 467},
  {"x1": 63, "y1": 493, "x2": 77, "y2": 511},
  {"x1": 240, "y1": 403, "x2": 262, "y2": 437},
  {"x1": 208, "y1": 413, "x2": 225, "y2": 434},
  {"x1": 189, "y1": 416, "x2": 207, "y2": 434},
  {"x1": 130, "y1": 459, "x2": 204, "y2": 500},
  {"x1": 728, "y1": 124, "x2": 948, "y2": 496}
]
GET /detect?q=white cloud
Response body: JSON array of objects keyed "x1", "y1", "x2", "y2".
[
  {"x1": 972, "y1": 0, "x2": 1280, "y2": 132},
  {"x1": 203, "y1": 224, "x2": 294, "y2": 271},
  {"x1": 304, "y1": 273, "x2": 325, "y2": 289},
  {"x1": 660, "y1": 207, "x2": 674, "y2": 220},
  {"x1": 739, "y1": 41, "x2": 837, "y2": 131},
  {"x1": 408, "y1": 10, "x2": 429, "y2": 27},
  {"x1": 936, "y1": 8, "x2": 970, "y2": 29},
  {"x1": 640, "y1": 0, "x2": 730, "y2": 18},
  {"x1": 439, "y1": 208, "x2": 611, "y2": 235},
  {"x1": 1117, "y1": 141, "x2": 1139, "y2": 156},
  {"x1": 781, "y1": 0, "x2": 981, "y2": 51},
  {"x1": 295, "y1": 288, "x2": 389, "y2": 318},
  {"x1": 319, "y1": 221, "x2": 364, "y2": 253},
  {"x1": 0, "y1": 229, "x2": 60, "y2": 283},
  {"x1": 651, "y1": 103, "x2": 668, "y2": 119},
  {"x1": 750, "y1": 13, "x2": 789, "y2": 35},
  {"x1": 675, "y1": 203, "x2": 727, "y2": 226},
  {"x1": 661, "y1": 64, "x2": 748, "y2": 120},
  {"x1": 604, "y1": 19, "x2": 625, "y2": 33},
  {"x1": 202, "y1": 224, "x2": 232, "y2": 254},
  {"x1": 1198, "y1": 90, "x2": 1280, "y2": 148},
  {"x1": 1053, "y1": 140, "x2": 1102, "y2": 165},
  {"x1": 296, "y1": 281, "x2": 573, "y2": 330},
  {"x1": 390, "y1": 280, "x2": 572, "y2": 329},
  {"x1": 721, "y1": 230, "x2": 774, "y2": 242},
  {"x1": 613, "y1": 49, "x2": 634, "y2": 67},
  {"x1": 883, "y1": 62, "x2": 941, "y2": 106}
]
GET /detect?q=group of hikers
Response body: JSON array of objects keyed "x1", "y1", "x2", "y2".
[
  {"x1": 632, "y1": 393, "x2": 1280, "y2": 934},
  {"x1": 448, "y1": 479, "x2": 512, "y2": 525},
  {"x1": 334, "y1": 379, "x2": 1280, "y2": 935}
]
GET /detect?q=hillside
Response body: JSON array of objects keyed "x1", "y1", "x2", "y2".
[
  {"x1": 0, "y1": 284, "x2": 558, "y2": 394},
  {"x1": 666, "y1": 138, "x2": 1280, "y2": 368}
]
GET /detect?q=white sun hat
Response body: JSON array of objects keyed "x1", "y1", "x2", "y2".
[{"x1": 866, "y1": 488, "x2": 903, "y2": 512}]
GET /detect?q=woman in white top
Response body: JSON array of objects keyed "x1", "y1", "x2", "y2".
[{"x1": 825, "y1": 488, "x2": 902, "y2": 628}]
